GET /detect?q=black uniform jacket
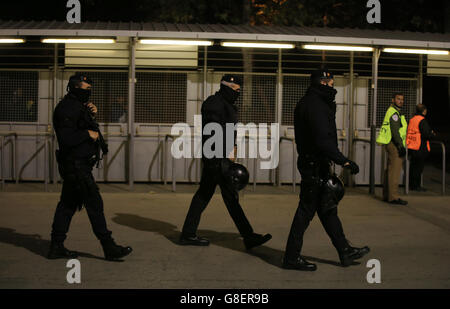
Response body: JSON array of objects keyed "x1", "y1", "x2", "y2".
[
  {"x1": 201, "y1": 86, "x2": 238, "y2": 163},
  {"x1": 294, "y1": 83, "x2": 348, "y2": 166},
  {"x1": 53, "y1": 93, "x2": 97, "y2": 160}
]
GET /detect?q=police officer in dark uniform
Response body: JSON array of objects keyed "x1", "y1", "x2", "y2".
[
  {"x1": 48, "y1": 73, "x2": 132, "y2": 261},
  {"x1": 180, "y1": 74, "x2": 272, "y2": 249},
  {"x1": 283, "y1": 68, "x2": 370, "y2": 271}
]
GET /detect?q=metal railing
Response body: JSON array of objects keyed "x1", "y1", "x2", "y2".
[
  {"x1": 0, "y1": 131, "x2": 53, "y2": 191},
  {"x1": 0, "y1": 128, "x2": 127, "y2": 191},
  {"x1": 4, "y1": 127, "x2": 444, "y2": 196},
  {"x1": 350, "y1": 137, "x2": 446, "y2": 196},
  {"x1": 240, "y1": 135, "x2": 276, "y2": 191},
  {"x1": 351, "y1": 137, "x2": 373, "y2": 189},
  {"x1": 1, "y1": 128, "x2": 190, "y2": 192},
  {"x1": 163, "y1": 133, "x2": 275, "y2": 192},
  {"x1": 278, "y1": 136, "x2": 296, "y2": 192},
  {"x1": 163, "y1": 134, "x2": 177, "y2": 192},
  {"x1": 0, "y1": 132, "x2": 17, "y2": 190}
]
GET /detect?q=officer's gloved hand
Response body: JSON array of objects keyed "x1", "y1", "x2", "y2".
[
  {"x1": 398, "y1": 147, "x2": 406, "y2": 158},
  {"x1": 344, "y1": 160, "x2": 359, "y2": 175}
]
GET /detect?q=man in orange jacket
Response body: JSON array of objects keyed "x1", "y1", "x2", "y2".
[{"x1": 406, "y1": 104, "x2": 436, "y2": 191}]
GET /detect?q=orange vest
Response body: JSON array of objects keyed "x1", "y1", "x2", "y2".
[{"x1": 406, "y1": 115, "x2": 430, "y2": 151}]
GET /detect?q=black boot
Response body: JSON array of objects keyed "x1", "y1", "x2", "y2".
[
  {"x1": 389, "y1": 198, "x2": 408, "y2": 205},
  {"x1": 243, "y1": 233, "x2": 272, "y2": 250},
  {"x1": 179, "y1": 235, "x2": 210, "y2": 246},
  {"x1": 100, "y1": 238, "x2": 133, "y2": 261},
  {"x1": 339, "y1": 245, "x2": 370, "y2": 267},
  {"x1": 47, "y1": 242, "x2": 78, "y2": 259},
  {"x1": 282, "y1": 256, "x2": 317, "y2": 271}
]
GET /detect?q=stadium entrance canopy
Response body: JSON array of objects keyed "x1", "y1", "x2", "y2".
[{"x1": 0, "y1": 20, "x2": 448, "y2": 48}]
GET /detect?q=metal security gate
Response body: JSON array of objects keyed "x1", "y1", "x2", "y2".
[
  {"x1": 0, "y1": 70, "x2": 50, "y2": 188},
  {"x1": 0, "y1": 69, "x2": 426, "y2": 189},
  {"x1": 134, "y1": 71, "x2": 188, "y2": 184}
]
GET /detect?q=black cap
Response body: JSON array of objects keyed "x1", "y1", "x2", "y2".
[
  {"x1": 221, "y1": 74, "x2": 243, "y2": 86},
  {"x1": 310, "y1": 67, "x2": 334, "y2": 85},
  {"x1": 70, "y1": 73, "x2": 93, "y2": 85},
  {"x1": 67, "y1": 73, "x2": 93, "y2": 92}
]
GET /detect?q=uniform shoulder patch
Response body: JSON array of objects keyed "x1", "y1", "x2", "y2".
[{"x1": 392, "y1": 114, "x2": 399, "y2": 121}]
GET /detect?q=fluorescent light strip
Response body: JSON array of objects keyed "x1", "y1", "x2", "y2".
[
  {"x1": 139, "y1": 39, "x2": 212, "y2": 46},
  {"x1": 303, "y1": 44, "x2": 373, "y2": 52},
  {"x1": 383, "y1": 48, "x2": 449, "y2": 55},
  {"x1": 0, "y1": 38, "x2": 25, "y2": 43},
  {"x1": 221, "y1": 42, "x2": 295, "y2": 49},
  {"x1": 42, "y1": 38, "x2": 116, "y2": 44}
]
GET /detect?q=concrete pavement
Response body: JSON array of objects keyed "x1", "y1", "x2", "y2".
[{"x1": 0, "y1": 184, "x2": 449, "y2": 289}]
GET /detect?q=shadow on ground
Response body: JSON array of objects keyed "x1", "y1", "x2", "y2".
[
  {"x1": 112, "y1": 213, "x2": 345, "y2": 268},
  {"x1": 0, "y1": 227, "x2": 104, "y2": 260}
]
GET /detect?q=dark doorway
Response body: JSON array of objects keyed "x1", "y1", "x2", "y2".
[
  {"x1": 422, "y1": 75, "x2": 450, "y2": 175},
  {"x1": 423, "y1": 76, "x2": 450, "y2": 133}
]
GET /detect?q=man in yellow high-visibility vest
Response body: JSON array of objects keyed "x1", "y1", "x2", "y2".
[{"x1": 376, "y1": 92, "x2": 408, "y2": 205}]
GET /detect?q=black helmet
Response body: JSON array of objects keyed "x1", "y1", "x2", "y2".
[
  {"x1": 224, "y1": 161, "x2": 249, "y2": 191},
  {"x1": 319, "y1": 174, "x2": 345, "y2": 213},
  {"x1": 326, "y1": 174, "x2": 345, "y2": 201}
]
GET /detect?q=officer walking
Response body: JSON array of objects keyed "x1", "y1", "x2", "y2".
[
  {"x1": 283, "y1": 68, "x2": 370, "y2": 271},
  {"x1": 48, "y1": 74, "x2": 132, "y2": 261},
  {"x1": 179, "y1": 75, "x2": 272, "y2": 249},
  {"x1": 377, "y1": 92, "x2": 408, "y2": 205},
  {"x1": 406, "y1": 104, "x2": 436, "y2": 191}
]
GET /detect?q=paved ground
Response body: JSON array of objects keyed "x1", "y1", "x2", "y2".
[{"x1": 0, "y1": 179, "x2": 449, "y2": 289}]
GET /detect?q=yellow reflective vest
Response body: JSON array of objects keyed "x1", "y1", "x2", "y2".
[{"x1": 376, "y1": 106, "x2": 407, "y2": 147}]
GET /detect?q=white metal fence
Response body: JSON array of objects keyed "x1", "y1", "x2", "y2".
[{"x1": 0, "y1": 68, "x2": 422, "y2": 189}]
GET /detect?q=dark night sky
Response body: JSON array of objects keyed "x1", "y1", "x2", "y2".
[{"x1": 0, "y1": 0, "x2": 448, "y2": 33}]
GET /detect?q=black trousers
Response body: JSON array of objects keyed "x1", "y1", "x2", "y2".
[
  {"x1": 284, "y1": 158, "x2": 348, "y2": 261},
  {"x1": 181, "y1": 160, "x2": 253, "y2": 238},
  {"x1": 409, "y1": 150, "x2": 428, "y2": 189},
  {"x1": 51, "y1": 159, "x2": 112, "y2": 243}
]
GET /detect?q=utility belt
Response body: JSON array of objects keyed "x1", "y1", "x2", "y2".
[
  {"x1": 56, "y1": 150, "x2": 97, "y2": 178},
  {"x1": 298, "y1": 154, "x2": 332, "y2": 183},
  {"x1": 55, "y1": 150, "x2": 97, "y2": 211},
  {"x1": 298, "y1": 154, "x2": 331, "y2": 169},
  {"x1": 298, "y1": 155, "x2": 343, "y2": 213},
  {"x1": 202, "y1": 158, "x2": 232, "y2": 176},
  {"x1": 203, "y1": 157, "x2": 224, "y2": 167}
]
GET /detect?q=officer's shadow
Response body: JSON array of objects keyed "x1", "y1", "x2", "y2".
[
  {"x1": 112, "y1": 213, "x2": 346, "y2": 268},
  {"x1": 0, "y1": 227, "x2": 104, "y2": 261}
]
